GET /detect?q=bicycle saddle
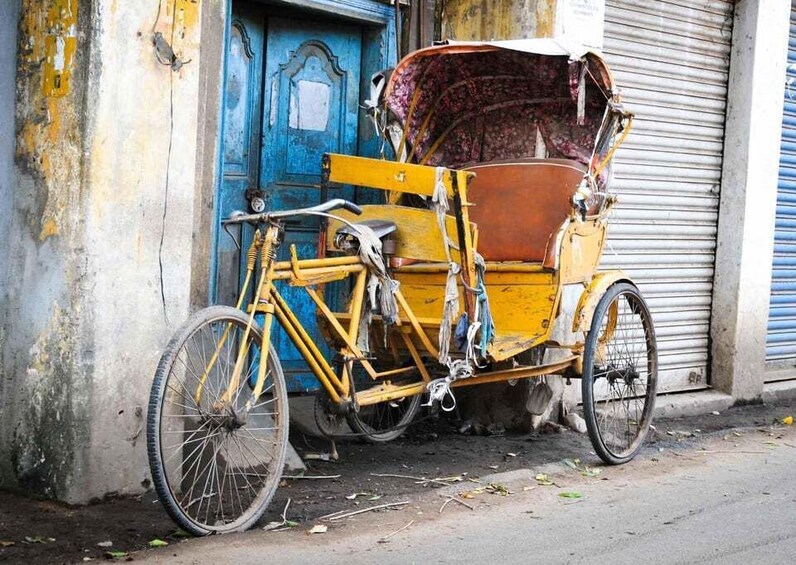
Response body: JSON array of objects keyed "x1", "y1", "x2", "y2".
[{"x1": 335, "y1": 219, "x2": 397, "y2": 239}]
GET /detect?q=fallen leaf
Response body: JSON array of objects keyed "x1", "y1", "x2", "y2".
[
  {"x1": 345, "y1": 492, "x2": 369, "y2": 500},
  {"x1": 782, "y1": 416, "x2": 793, "y2": 426},
  {"x1": 562, "y1": 459, "x2": 578, "y2": 470},
  {"x1": 105, "y1": 552, "x2": 128, "y2": 559},
  {"x1": 170, "y1": 529, "x2": 191, "y2": 539},
  {"x1": 263, "y1": 522, "x2": 284, "y2": 531},
  {"x1": 0, "y1": 541, "x2": 14, "y2": 547},
  {"x1": 488, "y1": 465, "x2": 500, "y2": 470},
  {"x1": 522, "y1": 486, "x2": 536, "y2": 492},
  {"x1": 486, "y1": 483, "x2": 510, "y2": 496},
  {"x1": 308, "y1": 524, "x2": 328, "y2": 535},
  {"x1": 97, "y1": 541, "x2": 113, "y2": 548},
  {"x1": 368, "y1": 495, "x2": 383, "y2": 501},
  {"x1": 148, "y1": 539, "x2": 169, "y2": 548},
  {"x1": 24, "y1": 536, "x2": 55, "y2": 544},
  {"x1": 506, "y1": 452, "x2": 517, "y2": 457},
  {"x1": 558, "y1": 492, "x2": 582, "y2": 499},
  {"x1": 581, "y1": 467, "x2": 601, "y2": 478},
  {"x1": 534, "y1": 473, "x2": 554, "y2": 486}
]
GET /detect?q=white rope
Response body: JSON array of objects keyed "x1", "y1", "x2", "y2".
[
  {"x1": 351, "y1": 223, "x2": 400, "y2": 326},
  {"x1": 432, "y1": 167, "x2": 461, "y2": 365}
]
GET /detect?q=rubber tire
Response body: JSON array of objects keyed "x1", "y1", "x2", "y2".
[
  {"x1": 346, "y1": 392, "x2": 422, "y2": 443},
  {"x1": 582, "y1": 283, "x2": 658, "y2": 465},
  {"x1": 147, "y1": 306, "x2": 289, "y2": 535}
]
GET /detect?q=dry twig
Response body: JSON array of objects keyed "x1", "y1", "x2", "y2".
[
  {"x1": 378, "y1": 520, "x2": 415, "y2": 543},
  {"x1": 282, "y1": 474, "x2": 342, "y2": 480},
  {"x1": 325, "y1": 501, "x2": 410, "y2": 522}
]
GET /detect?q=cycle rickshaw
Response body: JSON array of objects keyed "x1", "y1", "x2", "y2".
[{"x1": 147, "y1": 39, "x2": 657, "y2": 535}]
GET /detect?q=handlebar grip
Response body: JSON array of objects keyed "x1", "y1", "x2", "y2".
[{"x1": 341, "y1": 200, "x2": 363, "y2": 215}]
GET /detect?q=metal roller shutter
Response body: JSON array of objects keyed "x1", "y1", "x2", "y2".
[
  {"x1": 766, "y1": 4, "x2": 796, "y2": 371},
  {"x1": 601, "y1": 0, "x2": 734, "y2": 392}
]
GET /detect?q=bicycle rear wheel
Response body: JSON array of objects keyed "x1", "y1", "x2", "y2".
[{"x1": 147, "y1": 306, "x2": 288, "y2": 535}]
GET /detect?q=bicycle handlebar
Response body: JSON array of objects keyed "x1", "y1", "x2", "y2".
[{"x1": 223, "y1": 198, "x2": 363, "y2": 225}]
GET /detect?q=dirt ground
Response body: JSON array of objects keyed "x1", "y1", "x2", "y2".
[{"x1": 1, "y1": 397, "x2": 795, "y2": 565}]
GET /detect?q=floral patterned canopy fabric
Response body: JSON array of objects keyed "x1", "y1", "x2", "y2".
[{"x1": 383, "y1": 41, "x2": 616, "y2": 170}]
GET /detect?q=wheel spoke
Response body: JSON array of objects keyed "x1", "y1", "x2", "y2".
[
  {"x1": 584, "y1": 285, "x2": 657, "y2": 464},
  {"x1": 148, "y1": 308, "x2": 288, "y2": 534}
]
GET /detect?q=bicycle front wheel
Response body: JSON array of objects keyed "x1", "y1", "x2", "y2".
[{"x1": 147, "y1": 306, "x2": 289, "y2": 535}]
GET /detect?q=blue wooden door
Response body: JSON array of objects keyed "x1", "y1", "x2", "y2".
[
  {"x1": 216, "y1": 6, "x2": 265, "y2": 307},
  {"x1": 216, "y1": 8, "x2": 363, "y2": 391},
  {"x1": 262, "y1": 18, "x2": 362, "y2": 391}
]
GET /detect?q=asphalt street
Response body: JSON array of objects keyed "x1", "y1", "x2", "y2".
[{"x1": 141, "y1": 425, "x2": 796, "y2": 565}]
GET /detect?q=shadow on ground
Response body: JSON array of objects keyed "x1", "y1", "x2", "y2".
[{"x1": 1, "y1": 397, "x2": 794, "y2": 564}]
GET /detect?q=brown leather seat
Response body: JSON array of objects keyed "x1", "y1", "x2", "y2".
[{"x1": 465, "y1": 159, "x2": 586, "y2": 262}]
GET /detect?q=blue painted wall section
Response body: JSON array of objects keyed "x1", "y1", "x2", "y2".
[{"x1": 768, "y1": 7, "x2": 796, "y2": 363}]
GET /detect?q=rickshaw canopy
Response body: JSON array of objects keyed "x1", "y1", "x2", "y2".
[{"x1": 382, "y1": 39, "x2": 620, "y2": 171}]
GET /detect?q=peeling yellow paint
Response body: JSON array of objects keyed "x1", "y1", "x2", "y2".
[
  {"x1": 443, "y1": 0, "x2": 561, "y2": 41},
  {"x1": 43, "y1": 0, "x2": 78, "y2": 97},
  {"x1": 176, "y1": 0, "x2": 200, "y2": 31},
  {"x1": 39, "y1": 218, "x2": 59, "y2": 242},
  {"x1": 17, "y1": 0, "x2": 83, "y2": 244}
]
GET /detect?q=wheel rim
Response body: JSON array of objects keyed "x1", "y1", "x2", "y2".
[
  {"x1": 354, "y1": 395, "x2": 417, "y2": 436},
  {"x1": 589, "y1": 289, "x2": 657, "y2": 460},
  {"x1": 156, "y1": 317, "x2": 285, "y2": 532}
]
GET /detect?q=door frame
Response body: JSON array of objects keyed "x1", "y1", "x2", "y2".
[{"x1": 193, "y1": 0, "x2": 397, "y2": 305}]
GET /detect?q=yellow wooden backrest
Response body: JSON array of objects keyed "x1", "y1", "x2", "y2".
[{"x1": 322, "y1": 153, "x2": 474, "y2": 198}]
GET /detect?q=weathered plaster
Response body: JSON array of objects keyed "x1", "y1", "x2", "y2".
[
  {"x1": 81, "y1": 0, "x2": 203, "y2": 498},
  {"x1": 0, "y1": 0, "x2": 22, "y2": 492},
  {"x1": 2, "y1": 0, "x2": 207, "y2": 502},
  {"x1": 1, "y1": 0, "x2": 93, "y2": 501},
  {"x1": 442, "y1": 0, "x2": 556, "y2": 41}
]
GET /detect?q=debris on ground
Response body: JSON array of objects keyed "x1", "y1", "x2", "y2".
[
  {"x1": 307, "y1": 525, "x2": 327, "y2": 535},
  {"x1": 564, "y1": 413, "x2": 588, "y2": 434},
  {"x1": 325, "y1": 501, "x2": 410, "y2": 522},
  {"x1": 263, "y1": 499, "x2": 299, "y2": 532},
  {"x1": 147, "y1": 539, "x2": 168, "y2": 548},
  {"x1": 562, "y1": 458, "x2": 602, "y2": 478},
  {"x1": 378, "y1": 520, "x2": 414, "y2": 543}
]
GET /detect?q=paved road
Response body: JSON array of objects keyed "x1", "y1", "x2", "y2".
[{"x1": 143, "y1": 427, "x2": 796, "y2": 565}]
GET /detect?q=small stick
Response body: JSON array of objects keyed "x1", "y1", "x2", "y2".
[
  {"x1": 370, "y1": 473, "x2": 462, "y2": 486},
  {"x1": 696, "y1": 450, "x2": 767, "y2": 455},
  {"x1": 439, "y1": 496, "x2": 475, "y2": 514},
  {"x1": 379, "y1": 520, "x2": 415, "y2": 542},
  {"x1": 449, "y1": 497, "x2": 475, "y2": 510},
  {"x1": 282, "y1": 474, "x2": 342, "y2": 480},
  {"x1": 371, "y1": 473, "x2": 427, "y2": 481},
  {"x1": 326, "y1": 501, "x2": 410, "y2": 522},
  {"x1": 315, "y1": 509, "x2": 347, "y2": 521}
]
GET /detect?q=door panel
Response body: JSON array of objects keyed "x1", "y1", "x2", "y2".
[
  {"x1": 261, "y1": 17, "x2": 361, "y2": 214},
  {"x1": 262, "y1": 17, "x2": 363, "y2": 390},
  {"x1": 216, "y1": 7, "x2": 264, "y2": 307},
  {"x1": 215, "y1": 8, "x2": 364, "y2": 391}
]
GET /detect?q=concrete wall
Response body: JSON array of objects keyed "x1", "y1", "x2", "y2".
[
  {"x1": 710, "y1": 0, "x2": 790, "y2": 401},
  {"x1": 0, "y1": 0, "x2": 209, "y2": 503},
  {"x1": 0, "y1": 0, "x2": 21, "y2": 494}
]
